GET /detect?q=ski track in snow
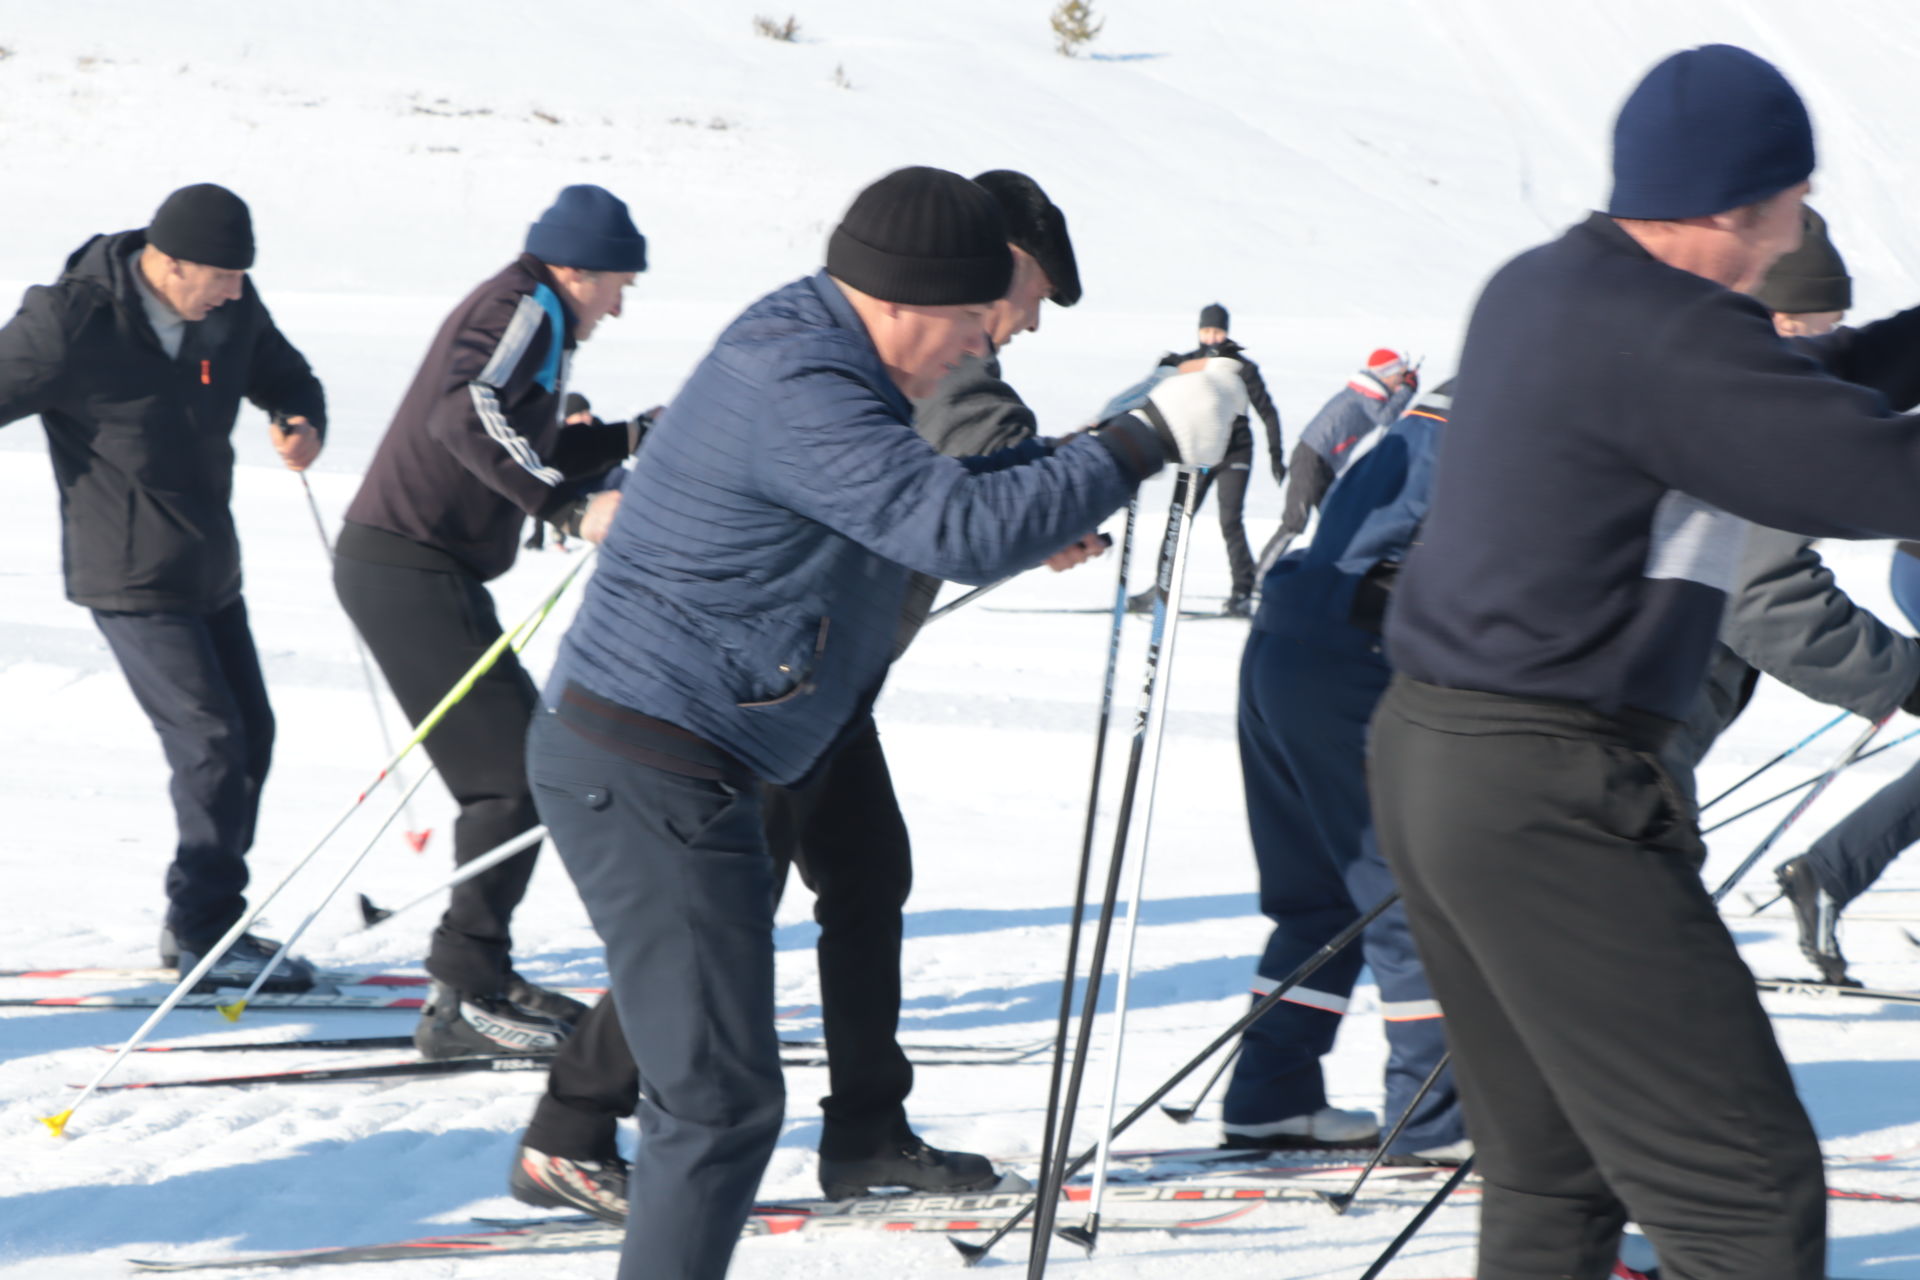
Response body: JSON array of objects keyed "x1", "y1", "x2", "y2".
[{"x1": 5, "y1": 2, "x2": 1920, "y2": 1276}]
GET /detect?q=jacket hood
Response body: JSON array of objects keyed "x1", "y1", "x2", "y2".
[{"x1": 62, "y1": 229, "x2": 150, "y2": 309}]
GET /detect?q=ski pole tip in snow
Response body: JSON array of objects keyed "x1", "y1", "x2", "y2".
[
  {"x1": 358, "y1": 894, "x2": 393, "y2": 927},
  {"x1": 217, "y1": 999, "x2": 246, "y2": 1022},
  {"x1": 1160, "y1": 1104, "x2": 1197, "y2": 1123},
  {"x1": 948, "y1": 1237, "x2": 989, "y2": 1265},
  {"x1": 41, "y1": 1109, "x2": 72, "y2": 1138}
]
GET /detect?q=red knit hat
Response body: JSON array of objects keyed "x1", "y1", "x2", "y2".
[{"x1": 1366, "y1": 348, "x2": 1406, "y2": 378}]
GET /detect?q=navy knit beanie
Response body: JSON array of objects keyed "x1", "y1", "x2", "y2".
[
  {"x1": 1609, "y1": 44, "x2": 1814, "y2": 220},
  {"x1": 526, "y1": 185, "x2": 647, "y2": 272},
  {"x1": 1198, "y1": 303, "x2": 1229, "y2": 331},
  {"x1": 827, "y1": 167, "x2": 1012, "y2": 306},
  {"x1": 147, "y1": 183, "x2": 254, "y2": 270}
]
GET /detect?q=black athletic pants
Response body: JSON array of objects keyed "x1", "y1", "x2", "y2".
[
  {"x1": 332, "y1": 548, "x2": 541, "y2": 996},
  {"x1": 92, "y1": 598, "x2": 274, "y2": 952},
  {"x1": 525, "y1": 715, "x2": 916, "y2": 1163},
  {"x1": 1368, "y1": 676, "x2": 1825, "y2": 1280},
  {"x1": 1146, "y1": 425, "x2": 1256, "y2": 597}
]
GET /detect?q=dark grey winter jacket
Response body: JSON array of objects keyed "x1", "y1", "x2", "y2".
[
  {"x1": 0, "y1": 229, "x2": 326, "y2": 613},
  {"x1": 1663, "y1": 526, "x2": 1920, "y2": 805},
  {"x1": 894, "y1": 350, "x2": 1042, "y2": 655}
]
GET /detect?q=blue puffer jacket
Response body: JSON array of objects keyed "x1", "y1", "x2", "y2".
[{"x1": 553, "y1": 270, "x2": 1147, "y2": 784}]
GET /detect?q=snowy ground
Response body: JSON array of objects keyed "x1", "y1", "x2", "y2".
[{"x1": 5, "y1": 2, "x2": 1920, "y2": 1277}]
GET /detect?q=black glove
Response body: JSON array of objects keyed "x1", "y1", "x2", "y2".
[
  {"x1": 1403, "y1": 368, "x2": 1420, "y2": 395},
  {"x1": 627, "y1": 408, "x2": 661, "y2": 454},
  {"x1": 1271, "y1": 459, "x2": 1288, "y2": 486}
]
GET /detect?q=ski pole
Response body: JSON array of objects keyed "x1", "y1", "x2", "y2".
[
  {"x1": 42, "y1": 550, "x2": 597, "y2": 1137},
  {"x1": 951, "y1": 891, "x2": 1398, "y2": 1266},
  {"x1": 1355, "y1": 1156, "x2": 1476, "y2": 1280},
  {"x1": 1066, "y1": 475, "x2": 1204, "y2": 1256},
  {"x1": 1709, "y1": 712, "x2": 1890, "y2": 903},
  {"x1": 1317, "y1": 1052, "x2": 1452, "y2": 1214},
  {"x1": 1703, "y1": 725, "x2": 1920, "y2": 836},
  {"x1": 216, "y1": 566, "x2": 580, "y2": 1021},
  {"x1": 1699, "y1": 711, "x2": 1848, "y2": 815},
  {"x1": 356, "y1": 823, "x2": 548, "y2": 930},
  {"x1": 298, "y1": 471, "x2": 432, "y2": 853},
  {"x1": 927, "y1": 533, "x2": 1116, "y2": 623},
  {"x1": 1031, "y1": 500, "x2": 1135, "y2": 1254},
  {"x1": 1160, "y1": 1044, "x2": 1238, "y2": 1124},
  {"x1": 1026, "y1": 473, "x2": 1196, "y2": 1275}
]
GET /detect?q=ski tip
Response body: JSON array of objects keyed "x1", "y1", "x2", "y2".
[
  {"x1": 404, "y1": 830, "x2": 432, "y2": 854},
  {"x1": 358, "y1": 894, "x2": 394, "y2": 927},
  {"x1": 41, "y1": 1109, "x2": 72, "y2": 1138},
  {"x1": 949, "y1": 1237, "x2": 989, "y2": 1265},
  {"x1": 1161, "y1": 1105, "x2": 1196, "y2": 1124},
  {"x1": 217, "y1": 1000, "x2": 246, "y2": 1022}
]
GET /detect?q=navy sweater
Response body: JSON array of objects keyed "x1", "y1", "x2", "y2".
[{"x1": 1389, "y1": 212, "x2": 1920, "y2": 721}]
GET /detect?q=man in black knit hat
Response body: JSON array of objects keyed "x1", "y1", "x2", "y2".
[
  {"x1": 522, "y1": 165, "x2": 1245, "y2": 1278},
  {"x1": 0, "y1": 184, "x2": 326, "y2": 990},
  {"x1": 509, "y1": 167, "x2": 1099, "y2": 1225}
]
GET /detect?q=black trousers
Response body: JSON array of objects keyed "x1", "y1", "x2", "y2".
[
  {"x1": 527, "y1": 715, "x2": 916, "y2": 1162},
  {"x1": 530, "y1": 709, "x2": 784, "y2": 1280},
  {"x1": 92, "y1": 598, "x2": 274, "y2": 951},
  {"x1": 1148, "y1": 428, "x2": 1256, "y2": 596},
  {"x1": 333, "y1": 552, "x2": 541, "y2": 995},
  {"x1": 1368, "y1": 676, "x2": 1825, "y2": 1280}
]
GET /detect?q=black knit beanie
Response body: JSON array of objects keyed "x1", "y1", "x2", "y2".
[
  {"x1": 147, "y1": 183, "x2": 255, "y2": 270},
  {"x1": 1754, "y1": 205, "x2": 1850, "y2": 314},
  {"x1": 826, "y1": 167, "x2": 1012, "y2": 306},
  {"x1": 972, "y1": 170, "x2": 1081, "y2": 307},
  {"x1": 1199, "y1": 302, "x2": 1229, "y2": 331}
]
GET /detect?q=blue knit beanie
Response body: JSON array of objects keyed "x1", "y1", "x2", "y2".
[
  {"x1": 526, "y1": 185, "x2": 647, "y2": 272},
  {"x1": 1608, "y1": 45, "x2": 1814, "y2": 220}
]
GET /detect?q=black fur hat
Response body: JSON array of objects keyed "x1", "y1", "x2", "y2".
[{"x1": 972, "y1": 170, "x2": 1082, "y2": 307}]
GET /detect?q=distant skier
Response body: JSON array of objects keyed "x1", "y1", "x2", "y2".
[
  {"x1": 0, "y1": 183, "x2": 327, "y2": 990},
  {"x1": 523, "y1": 164, "x2": 1243, "y2": 1279},
  {"x1": 1224, "y1": 379, "x2": 1467, "y2": 1163},
  {"x1": 1258, "y1": 348, "x2": 1415, "y2": 570},
  {"x1": 332, "y1": 185, "x2": 648, "y2": 1060},
  {"x1": 1123, "y1": 303, "x2": 1282, "y2": 617},
  {"x1": 509, "y1": 167, "x2": 1106, "y2": 1226}
]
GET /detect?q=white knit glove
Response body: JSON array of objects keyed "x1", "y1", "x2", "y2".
[{"x1": 1132, "y1": 357, "x2": 1248, "y2": 468}]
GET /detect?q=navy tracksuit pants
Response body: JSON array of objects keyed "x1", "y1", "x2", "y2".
[
  {"x1": 1222, "y1": 629, "x2": 1463, "y2": 1154},
  {"x1": 92, "y1": 598, "x2": 274, "y2": 952}
]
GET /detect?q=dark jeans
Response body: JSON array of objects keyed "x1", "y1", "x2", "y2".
[
  {"x1": 527, "y1": 716, "x2": 916, "y2": 1162},
  {"x1": 1223, "y1": 633, "x2": 1461, "y2": 1154},
  {"x1": 1369, "y1": 676, "x2": 1825, "y2": 1280},
  {"x1": 333, "y1": 552, "x2": 541, "y2": 995},
  {"x1": 92, "y1": 598, "x2": 274, "y2": 950},
  {"x1": 530, "y1": 709, "x2": 783, "y2": 1280}
]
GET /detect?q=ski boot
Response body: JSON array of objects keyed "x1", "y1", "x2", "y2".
[
  {"x1": 818, "y1": 1131, "x2": 1001, "y2": 1200},
  {"x1": 509, "y1": 1142, "x2": 629, "y2": 1223},
  {"x1": 506, "y1": 970, "x2": 590, "y2": 1021},
  {"x1": 175, "y1": 932, "x2": 317, "y2": 994},
  {"x1": 1126, "y1": 586, "x2": 1161, "y2": 616},
  {"x1": 1775, "y1": 855, "x2": 1857, "y2": 986},
  {"x1": 415, "y1": 981, "x2": 570, "y2": 1059},
  {"x1": 1382, "y1": 1138, "x2": 1474, "y2": 1167},
  {"x1": 1221, "y1": 1105, "x2": 1380, "y2": 1150},
  {"x1": 1222, "y1": 591, "x2": 1254, "y2": 619}
]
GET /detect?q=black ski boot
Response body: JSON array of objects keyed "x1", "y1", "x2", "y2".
[
  {"x1": 159, "y1": 926, "x2": 179, "y2": 969},
  {"x1": 1126, "y1": 586, "x2": 1161, "y2": 616},
  {"x1": 1222, "y1": 592, "x2": 1254, "y2": 618},
  {"x1": 509, "y1": 1142, "x2": 628, "y2": 1223},
  {"x1": 414, "y1": 981, "x2": 570, "y2": 1059},
  {"x1": 1776, "y1": 856, "x2": 1857, "y2": 986},
  {"x1": 176, "y1": 932, "x2": 317, "y2": 994},
  {"x1": 818, "y1": 1132, "x2": 1000, "y2": 1200},
  {"x1": 506, "y1": 971, "x2": 590, "y2": 1021}
]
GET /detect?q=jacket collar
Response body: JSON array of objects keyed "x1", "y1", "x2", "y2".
[
  {"x1": 807, "y1": 270, "x2": 914, "y2": 419},
  {"x1": 518, "y1": 253, "x2": 579, "y2": 351}
]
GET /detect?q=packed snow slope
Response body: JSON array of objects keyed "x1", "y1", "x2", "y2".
[{"x1": 3, "y1": 2, "x2": 1920, "y2": 1277}]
